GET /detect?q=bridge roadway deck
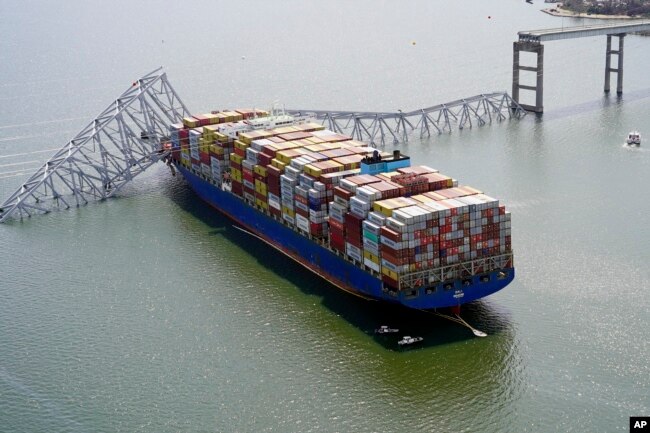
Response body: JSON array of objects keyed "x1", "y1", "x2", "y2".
[{"x1": 518, "y1": 20, "x2": 650, "y2": 42}]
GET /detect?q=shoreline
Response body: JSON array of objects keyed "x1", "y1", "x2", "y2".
[{"x1": 541, "y1": 6, "x2": 641, "y2": 20}]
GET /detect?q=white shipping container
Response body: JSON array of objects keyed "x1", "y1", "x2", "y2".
[
  {"x1": 268, "y1": 194, "x2": 281, "y2": 210},
  {"x1": 367, "y1": 212, "x2": 386, "y2": 226},
  {"x1": 296, "y1": 214, "x2": 310, "y2": 232},
  {"x1": 333, "y1": 195, "x2": 349, "y2": 207},
  {"x1": 295, "y1": 201, "x2": 309, "y2": 213},
  {"x1": 284, "y1": 166, "x2": 300, "y2": 179},
  {"x1": 251, "y1": 138, "x2": 274, "y2": 151},
  {"x1": 190, "y1": 145, "x2": 200, "y2": 160},
  {"x1": 381, "y1": 259, "x2": 398, "y2": 272},
  {"x1": 283, "y1": 213, "x2": 295, "y2": 225},
  {"x1": 364, "y1": 258, "x2": 381, "y2": 272},
  {"x1": 380, "y1": 237, "x2": 403, "y2": 250}
]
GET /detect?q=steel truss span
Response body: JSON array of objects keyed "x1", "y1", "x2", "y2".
[
  {"x1": 288, "y1": 92, "x2": 526, "y2": 147},
  {"x1": 0, "y1": 68, "x2": 189, "y2": 223}
]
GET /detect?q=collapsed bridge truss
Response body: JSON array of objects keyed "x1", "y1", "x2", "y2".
[
  {"x1": 0, "y1": 71, "x2": 525, "y2": 222},
  {"x1": 0, "y1": 68, "x2": 190, "y2": 223},
  {"x1": 288, "y1": 92, "x2": 526, "y2": 147}
]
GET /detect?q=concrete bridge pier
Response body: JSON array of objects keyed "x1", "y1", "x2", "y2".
[
  {"x1": 512, "y1": 41, "x2": 544, "y2": 113},
  {"x1": 604, "y1": 33, "x2": 625, "y2": 94}
]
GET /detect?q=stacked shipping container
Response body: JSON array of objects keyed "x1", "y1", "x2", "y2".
[{"x1": 169, "y1": 111, "x2": 512, "y2": 293}]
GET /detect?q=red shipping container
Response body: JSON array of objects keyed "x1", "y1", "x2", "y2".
[
  {"x1": 231, "y1": 181, "x2": 243, "y2": 196},
  {"x1": 382, "y1": 275, "x2": 399, "y2": 289},
  {"x1": 345, "y1": 235, "x2": 362, "y2": 248},
  {"x1": 329, "y1": 218, "x2": 345, "y2": 232},
  {"x1": 258, "y1": 153, "x2": 273, "y2": 166}
]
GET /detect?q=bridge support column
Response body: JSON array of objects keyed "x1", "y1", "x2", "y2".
[
  {"x1": 512, "y1": 41, "x2": 544, "y2": 113},
  {"x1": 604, "y1": 33, "x2": 625, "y2": 94}
]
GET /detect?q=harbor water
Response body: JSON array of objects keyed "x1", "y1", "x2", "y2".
[{"x1": 1, "y1": 1, "x2": 649, "y2": 431}]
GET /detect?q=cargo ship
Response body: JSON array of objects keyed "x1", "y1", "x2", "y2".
[{"x1": 168, "y1": 109, "x2": 514, "y2": 311}]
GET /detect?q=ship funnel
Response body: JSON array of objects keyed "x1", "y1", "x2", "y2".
[{"x1": 393, "y1": 150, "x2": 401, "y2": 160}]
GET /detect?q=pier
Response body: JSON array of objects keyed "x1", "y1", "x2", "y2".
[{"x1": 513, "y1": 21, "x2": 650, "y2": 113}]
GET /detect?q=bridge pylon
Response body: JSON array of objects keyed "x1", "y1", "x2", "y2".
[
  {"x1": 512, "y1": 41, "x2": 544, "y2": 113},
  {"x1": 604, "y1": 33, "x2": 625, "y2": 94}
]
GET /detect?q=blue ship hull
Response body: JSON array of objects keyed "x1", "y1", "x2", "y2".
[{"x1": 177, "y1": 165, "x2": 514, "y2": 310}]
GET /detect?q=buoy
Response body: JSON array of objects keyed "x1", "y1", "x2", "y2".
[
  {"x1": 411, "y1": 41, "x2": 416, "y2": 45},
  {"x1": 132, "y1": 82, "x2": 137, "y2": 87},
  {"x1": 488, "y1": 15, "x2": 492, "y2": 19}
]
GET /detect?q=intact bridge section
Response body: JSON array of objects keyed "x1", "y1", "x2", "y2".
[{"x1": 513, "y1": 21, "x2": 650, "y2": 113}]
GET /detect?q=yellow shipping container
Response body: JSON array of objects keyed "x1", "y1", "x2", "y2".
[
  {"x1": 304, "y1": 136, "x2": 326, "y2": 144},
  {"x1": 182, "y1": 117, "x2": 199, "y2": 128},
  {"x1": 231, "y1": 169, "x2": 242, "y2": 182},
  {"x1": 282, "y1": 206, "x2": 295, "y2": 217},
  {"x1": 381, "y1": 267, "x2": 398, "y2": 281},
  {"x1": 205, "y1": 113, "x2": 219, "y2": 124},
  {"x1": 221, "y1": 111, "x2": 243, "y2": 122},
  {"x1": 271, "y1": 159, "x2": 286, "y2": 170},
  {"x1": 239, "y1": 130, "x2": 273, "y2": 145},
  {"x1": 230, "y1": 153, "x2": 244, "y2": 164},
  {"x1": 321, "y1": 142, "x2": 343, "y2": 151},
  {"x1": 303, "y1": 164, "x2": 322, "y2": 178},
  {"x1": 276, "y1": 148, "x2": 308, "y2": 165},
  {"x1": 254, "y1": 180, "x2": 268, "y2": 195},
  {"x1": 215, "y1": 112, "x2": 229, "y2": 124},
  {"x1": 203, "y1": 124, "x2": 219, "y2": 141},
  {"x1": 256, "y1": 199, "x2": 269, "y2": 210},
  {"x1": 305, "y1": 144, "x2": 328, "y2": 153},
  {"x1": 254, "y1": 165, "x2": 267, "y2": 177},
  {"x1": 234, "y1": 140, "x2": 249, "y2": 151},
  {"x1": 215, "y1": 132, "x2": 229, "y2": 143},
  {"x1": 363, "y1": 251, "x2": 380, "y2": 264}
]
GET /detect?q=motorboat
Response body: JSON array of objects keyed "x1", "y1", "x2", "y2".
[
  {"x1": 375, "y1": 325, "x2": 399, "y2": 334},
  {"x1": 398, "y1": 336, "x2": 424, "y2": 346},
  {"x1": 626, "y1": 131, "x2": 641, "y2": 146}
]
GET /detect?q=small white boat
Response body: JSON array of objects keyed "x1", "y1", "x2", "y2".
[
  {"x1": 626, "y1": 131, "x2": 641, "y2": 146},
  {"x1": 398, "y1": 335, "x2": 424, "y2": 346},
  {"x1": 375, "y1": 325, "x2": 399, "y2": 334}
]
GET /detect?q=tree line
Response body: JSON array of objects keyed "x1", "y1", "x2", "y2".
[{"x1": 562, "y1": 0, "x2": 650, "y2": 16}]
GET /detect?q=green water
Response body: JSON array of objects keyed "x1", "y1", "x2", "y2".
[{"x1": 1, "y1": 1, "x2": 649, "y2": 431}]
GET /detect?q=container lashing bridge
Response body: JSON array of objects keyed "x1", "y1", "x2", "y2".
[{"x1": 0, "y1": 68, "x2": 526, "y2": 223}]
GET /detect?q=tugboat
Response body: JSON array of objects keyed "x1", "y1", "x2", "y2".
[
  {"x1": 375, "y1": 325, "x2": 399, "y2": 334},
  {"x1": 626, "y1": 131, "x2": 641, "y2": 146},
  {"x1": 398, "y1": 336, "x2": 424, "y2": 346}
]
